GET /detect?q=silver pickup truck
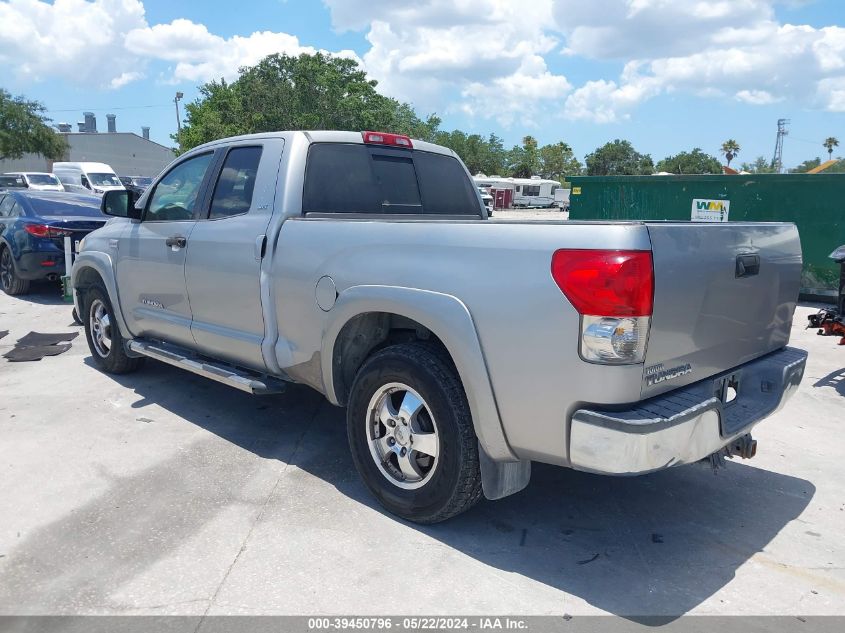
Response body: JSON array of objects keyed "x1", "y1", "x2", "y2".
[{"x1": 72, "y1": 130, "x2": 807, "y2": 523}]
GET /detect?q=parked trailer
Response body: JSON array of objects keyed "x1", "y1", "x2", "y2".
[{"x1": 474, "y1": 175, "x2": 561, "y2": 208}]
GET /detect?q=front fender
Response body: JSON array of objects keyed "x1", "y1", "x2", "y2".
[
  {"x1": 321, "y1": 285, "x2": 517, "y2": 462},
  {"x1": 71, "y1": 252, "x2": 132, "y2": 341}
]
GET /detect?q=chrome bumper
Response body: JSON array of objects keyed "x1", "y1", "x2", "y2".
[{"x1": 569, "y1": 346, "x2": 807, "y2": 475}]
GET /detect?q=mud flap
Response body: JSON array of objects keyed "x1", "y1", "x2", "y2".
[{"x1": 479, "y1": 442, "x2": 531, "y2": 500}]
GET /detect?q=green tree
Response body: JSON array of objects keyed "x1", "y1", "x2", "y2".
[
  {"x1": 789, "y1": 157, "x2": 822, "y2": 173},
  {"x1": 0, "y1": 89, "x2": 67, "y2": 161},
  {"x1": 655, "y1": 148, "x2": 722, "y2": 174},
  {"x1": 823, "y1": 136, "x2": 839, "y2": 160},
  {"x1": 482, "y1": 133, "x2": 507, "y2": 175},
  {"x1": 539, "y1": 142, "x2": 582, "y2": 180},
  {"x1": 507, "y1": 135, "x2": 541, "y2": 178},
  {"x1": 720, "y1": 139, "x2": 740, "y2": 167},
  {"x1": 585, "y1": 139, "x2": 654, "y2": 176},
  {"x1": 738, "y1": 156, "x2": 777, "y2": 174},
  {"x1": 178, "y1": 53, "x2": 434, "y2": 151}
]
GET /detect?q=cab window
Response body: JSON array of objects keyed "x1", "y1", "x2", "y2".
[{"x1": 146, "y1": 153, "x2": 214, "y2": 221}]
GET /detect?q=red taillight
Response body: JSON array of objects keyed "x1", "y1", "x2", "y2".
[
  {"x1": 361, "y1": 131, "x2": 413, "y2": 148},
  {"x1": 24, "y1": 224, "x2": 71, "y2": 239},
  {"x1": 551, "y1": 249, "x2": 654, "y2": 317}
]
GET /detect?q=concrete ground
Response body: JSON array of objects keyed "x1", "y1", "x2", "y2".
[{"x1": 0, "y1": 284, "x2": 843, "y2": 617}]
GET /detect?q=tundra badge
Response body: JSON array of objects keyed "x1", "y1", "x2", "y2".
[{"x1": 645, "y1": 362, "x2": 693, "y2": 386}]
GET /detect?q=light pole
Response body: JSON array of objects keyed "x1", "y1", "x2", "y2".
[{"x1": 174, "y1": 91, "x2": 184, "y2": 136}]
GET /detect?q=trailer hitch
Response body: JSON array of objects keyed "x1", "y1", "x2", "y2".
[{"x1": 704, "y1": 433, "x2": 757, "y2": 472}]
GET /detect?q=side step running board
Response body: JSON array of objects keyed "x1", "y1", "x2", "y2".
[{"x1": 127, "y1": 340, "x2": 286, "y2": 395}]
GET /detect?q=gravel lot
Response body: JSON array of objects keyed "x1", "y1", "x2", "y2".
[{"x1": 0, "y1": 284, "x2": 843, "y2": 617}]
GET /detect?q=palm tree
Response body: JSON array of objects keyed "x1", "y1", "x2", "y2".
[
  {"x1": 823, "y1": 137, "x2": 839, "y2": 160},
  {"x1": 721, "y1": 139, "x2": 740, "y2": 167}
]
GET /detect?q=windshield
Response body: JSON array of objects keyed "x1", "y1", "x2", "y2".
[
  {"x1": 27, "y1": 174, "x2": 61, "y2": 185},
  {"x1": 133, "y1": 177, "x2": 153, "y2": 187},
  {"x1": 88, "y1": 173, "x2": 122, "y2": 187}
]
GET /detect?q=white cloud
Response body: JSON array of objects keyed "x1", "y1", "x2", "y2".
[
  {"x1": 110, "y1": 70, "x2": 144, "y2": 88},
  {"x1": 1, "y1": 0, "x2": 843, "y2": 127},
  {"x1": 460, "y1": 56, "x2": 571, "y2": 126},
  {"x1": 555, "y1": 0, "x2": 774, "y2": 60},
  {"x1": 735, "y1": 89, "x2": 782, "y2": 105},
  {"x1": 124, "y1": 19, "x2": 360, "y2": 84},
  {"x1": 323, "y1": 0, "x2": 571, "y2": 125},
  {"x1": 0, "y1": 0, "x2": 358, "y2": 89},
  {"x1": 552, "y1": 3, "x2": 845, "y2": 122},
  {"x1": 0, "y1": 0, "x2": 147, "y2": 88}
]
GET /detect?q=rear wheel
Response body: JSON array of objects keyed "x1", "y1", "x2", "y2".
[
  {"x1": 83, "y1": 284, "x2": 143, "y2": 374},
  {"x1": 347, "y1": 343, "x2": 483, "y2": 523},
  {"x1": 0, "y1": 247, "x2": 31, "y2": 296}
]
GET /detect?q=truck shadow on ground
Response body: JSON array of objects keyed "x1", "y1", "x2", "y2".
[
  {"x1": 2, "y1": 359, "x2": 815, "y2": 618},
  {"x1": 8, "y1": 283, "x2": 67, "y2": 306},
  {"x1": 813, "y1": 368, "x2": 845, "y2": 397}
]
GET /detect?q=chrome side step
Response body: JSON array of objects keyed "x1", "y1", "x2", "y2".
[{"x1": 127, "y1": 340, "x2": 285, "y2": 395}]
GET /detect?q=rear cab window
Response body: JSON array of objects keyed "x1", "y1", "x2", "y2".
[{"x1": 302, "y1": 143, "x2": 481, "y2": 217}]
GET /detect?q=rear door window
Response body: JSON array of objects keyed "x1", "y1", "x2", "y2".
[
  {"x1": 208, "y1": 146, "x2": 263, "y2": 219},
  {"x1": 303, "y1": 143, "x2": 480, "y2": 216}
]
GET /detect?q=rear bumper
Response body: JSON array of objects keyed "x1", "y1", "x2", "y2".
[
  {"x1": 569, "y1": 346, "x2": 807, "y2": 475},
  {"x1": 16, "y1": 251, "x2": 65, "y2": 280}
]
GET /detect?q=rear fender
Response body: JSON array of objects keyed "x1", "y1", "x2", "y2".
[{"x1": 321, "y1": 285, "x2": 518, "y2": 463}]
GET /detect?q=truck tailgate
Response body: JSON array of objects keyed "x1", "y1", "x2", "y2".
[{"x1": 642, "y1": 222, "x2": 802, "y2": 399}]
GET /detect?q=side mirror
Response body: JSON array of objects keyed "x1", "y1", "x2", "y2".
[{"x1": 102, "y1": 189, "x2": 141, "y2": 220}]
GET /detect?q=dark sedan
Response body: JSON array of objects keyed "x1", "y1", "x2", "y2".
[{"x1": 0, "y1": 190, "x2": 106, "y2": 295}]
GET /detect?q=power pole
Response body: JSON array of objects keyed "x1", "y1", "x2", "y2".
[
  {"x1": 771, "y1": 118, "x2": 789, "y2": 173},
  {"x1": 174, "y1": 91, "x2": 184, "y2": 135}
]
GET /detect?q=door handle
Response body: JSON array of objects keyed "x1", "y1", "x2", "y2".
[
  {"x1": 736, "y1": 254, "x2": 760, "y2": 278},
  {"x1": 165, "y1": 236, "x2": 187, "y2": 249}
]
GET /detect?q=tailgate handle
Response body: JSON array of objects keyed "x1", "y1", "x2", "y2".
[{"x1": 736, "y1": 254, "x2": 760, "y2": 278}]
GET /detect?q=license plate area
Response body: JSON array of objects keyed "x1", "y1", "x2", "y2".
[
  {"x1": 714, "y1": 370, "x2": 756, "y2": 437},
  {"x1": 715, "y1": 372, "x2": 741, "y2": 407}
]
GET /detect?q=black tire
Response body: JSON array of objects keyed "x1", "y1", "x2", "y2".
[
  {"x1": 72, "y1": 307, "x2": 82, "y2": 325},
  {"x1": 347, "y1": 342, "x2": 483, "y2": 523},
  {"x1": 82, "y1": 283, "x2": 144, "y2": 374},
  {"x1": 0, "y1": 246, "x2": 31, "y2": 296}
]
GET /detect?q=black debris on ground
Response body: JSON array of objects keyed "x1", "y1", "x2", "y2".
[
  {"x1": 0, "y1": 330, "x2": 8, "y2": 341},
  {"x1": 2, "y1": 331, "x2": 79, "y2": 362},
  {"x1": 16, "y1": 331, "x2": 78, "y2": 346},
  {"x1": 4, "y1": 344, "x2": 73, "y2": 362}
]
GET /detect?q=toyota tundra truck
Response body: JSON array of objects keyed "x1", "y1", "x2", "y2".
[{"x1": 71, "y1": 130, "x2": 807, "y2": 523}]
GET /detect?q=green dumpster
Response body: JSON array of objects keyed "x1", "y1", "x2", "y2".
[{"x1": 569, "y1": 173, "x2": 845, "y2": 298}]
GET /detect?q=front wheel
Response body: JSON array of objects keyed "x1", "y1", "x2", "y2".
[
  {"x1": 83, "y1": 284, "x2": 144, "y2": 374},
  {"x1": 347, "y1": 343, "x2": 483, "y2": 523}
]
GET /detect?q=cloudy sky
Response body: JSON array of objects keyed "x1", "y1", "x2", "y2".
[{"x1": 1, "y1": 0, "x2": 843, "y2": 168}]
